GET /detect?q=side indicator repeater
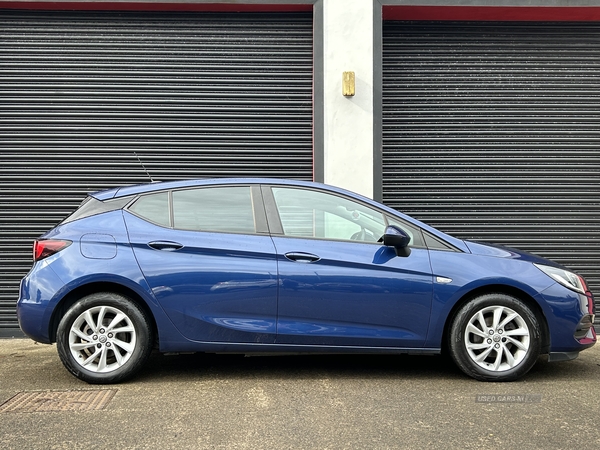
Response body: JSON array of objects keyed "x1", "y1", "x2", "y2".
[{"x1": 436, "y1": 276, "x2": 453, "y2": 284}]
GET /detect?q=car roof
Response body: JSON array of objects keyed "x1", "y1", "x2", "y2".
[
  {"x1": 90, "y1": 177, "x2": 469, "y2": 252},
  {"x1": 93, "y1": 178, "x2": 339, "y2": 200}
]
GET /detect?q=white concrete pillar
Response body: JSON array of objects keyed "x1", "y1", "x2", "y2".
[{"x1": 321, "y1": 0, "x2": 376, "y2": 198}]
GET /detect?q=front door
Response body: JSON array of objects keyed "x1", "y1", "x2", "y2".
[{"x1": 265, "y1": 185, "x2": 434, "y2": 348}]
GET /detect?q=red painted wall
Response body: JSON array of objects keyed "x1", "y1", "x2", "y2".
[{"x1": 383, "y1": 6, "x2": 600, "y2": 22}]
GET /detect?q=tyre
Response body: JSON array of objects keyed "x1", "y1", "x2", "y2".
[
  {"x1": 448, "y1": 293, "x2": 541, "y2": 382},
  {"x1": 56, "y1": 292, "x2": 153, "y2": 384}
]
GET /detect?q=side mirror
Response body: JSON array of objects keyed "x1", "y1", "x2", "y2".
[{"x1": 382, "y1": 225, "x2": 411, "y2": 257}]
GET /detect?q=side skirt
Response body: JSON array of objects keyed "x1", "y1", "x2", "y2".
[{"x1": 159, "y1": 340, "x2": 441, "y2": 355}]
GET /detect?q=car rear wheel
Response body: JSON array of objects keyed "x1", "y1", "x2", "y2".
[
  {"x1": 56, "y1": 292, "x2": 152, "y2": 384},
  {"x1": 448, "y1": 293, "x2": 541, "y2": 382}
]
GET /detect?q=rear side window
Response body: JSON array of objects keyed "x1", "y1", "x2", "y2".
[
  {"x1": 172, "y1": 186, "x2": 256, "y2": 234},
  {"x1": 128, "y1": 192, "x2": 170, "y2": 227}
]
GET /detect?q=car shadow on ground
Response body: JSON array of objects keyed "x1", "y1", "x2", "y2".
[
  {"x1": 134, "y1": 351, "x2": 475, "y2": 384},
  {"x1": 131, "y1": 350, "x2": 598, "y2": 385}
]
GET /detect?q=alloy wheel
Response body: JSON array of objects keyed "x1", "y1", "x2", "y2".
[
  {"x1": 68, "y1": 305, "x2": 137, "y2": 373},
  {"x1": 464, "y1": 305, "x2": 531, "y2": 372}
]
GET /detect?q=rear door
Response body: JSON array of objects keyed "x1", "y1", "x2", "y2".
[{"x1": 124, "y1": 184, "x2": 279, "y2": 343}]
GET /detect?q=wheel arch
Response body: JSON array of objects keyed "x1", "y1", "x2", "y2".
[
  {"x1": 48, "y1": 281, "x2": 159, "y2": 346},
  {"x1": 441, "y1": 284, "x2": 550, "y2": 355}
]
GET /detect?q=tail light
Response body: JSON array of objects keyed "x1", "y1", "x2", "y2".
[{"x1": 33, "y1": 239, "x2": 72, "y2": 262}]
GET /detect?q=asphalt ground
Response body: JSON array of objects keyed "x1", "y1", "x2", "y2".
[{"x1": 1, "y1": 338, "x2": 599, "y2": 450}]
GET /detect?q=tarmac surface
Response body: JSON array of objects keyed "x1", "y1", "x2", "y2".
[{"x1": 1, "y1": 338, "x2": 600, "y2": 449}]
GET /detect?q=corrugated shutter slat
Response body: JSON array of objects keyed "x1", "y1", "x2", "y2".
[{"x1": 0, "y1": 10, "x2": 313, "y2": 333}]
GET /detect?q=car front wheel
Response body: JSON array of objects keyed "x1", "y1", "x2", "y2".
[
  {"x1": 56, "y1": 292, "x2": 153, "y2": 384},
  {"x1": 448, "y1": 293, "x2": 541, "y2": 382}
]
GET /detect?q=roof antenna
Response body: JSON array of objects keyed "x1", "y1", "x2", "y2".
[{"x1": 134, "y1": 151, "x2": 155, "y2": 182}]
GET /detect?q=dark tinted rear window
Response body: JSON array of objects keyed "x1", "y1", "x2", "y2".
[{"x1": 62, "y1": 196, "x2": 132, "y2": 224}]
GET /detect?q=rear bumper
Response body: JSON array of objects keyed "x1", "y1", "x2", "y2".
[{"x1": 17, "y1": 261, "x2": 65, "y2": 343}]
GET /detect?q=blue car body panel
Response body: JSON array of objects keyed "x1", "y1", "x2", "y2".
[
  {"x1": 18, "y1": 210, "x2": 195, "y2": 349},
  {"x1": 124, "y1": 211, "x2": 279, "y2": 344},
  {"x1": 17, "y1": 178, "x2": 595, "y2": 360},
  {"x1": 425, "y1": 249, "x2": 555, "y2": 347},
  {"x1": 272, "y1": 236, "x2": 433, "y2": 347}
]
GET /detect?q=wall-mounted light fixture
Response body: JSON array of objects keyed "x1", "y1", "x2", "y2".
[{"x1": 342, "y1": 71, "x2": 355, "y2": 97}]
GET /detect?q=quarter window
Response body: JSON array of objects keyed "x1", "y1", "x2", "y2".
[{"x1": 128, "y1": 192, "x2": 170, "y2": 227}]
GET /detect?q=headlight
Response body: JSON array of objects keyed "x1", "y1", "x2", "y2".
[{"x1": 534, "y1": 264, "x2": 588, "y2": 295}]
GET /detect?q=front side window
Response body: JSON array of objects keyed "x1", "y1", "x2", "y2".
[
  {"x1": 271, "y1": 187, "x2": 386, "y2": 243},
  {"x1": 172, "y1": 186, "x2": 256, "y2": 234}
]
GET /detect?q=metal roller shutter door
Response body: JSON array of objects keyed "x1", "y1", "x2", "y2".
[
  {"x1": 383, "y1": 22, "x2": 600, "y2": 323},
  {"x1": 0, "y1": 10, "x2": 313, "y2": 334}
]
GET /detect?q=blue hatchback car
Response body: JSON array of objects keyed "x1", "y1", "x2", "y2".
[{"x1": 18, "y1": 178, "x2": 596, "y2": 383}]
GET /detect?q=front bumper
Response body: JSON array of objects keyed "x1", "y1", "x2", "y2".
[{"x1": 540, "y1": 282, "x2": 596, "y2": 354}]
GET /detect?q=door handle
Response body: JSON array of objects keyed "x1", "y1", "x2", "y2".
[
  {"x1": 284, "y1": 252, "x2": 321, "y2": 263},
  {"x1": 148, "y1": 241, "x2": 184, "y2": 251}
]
